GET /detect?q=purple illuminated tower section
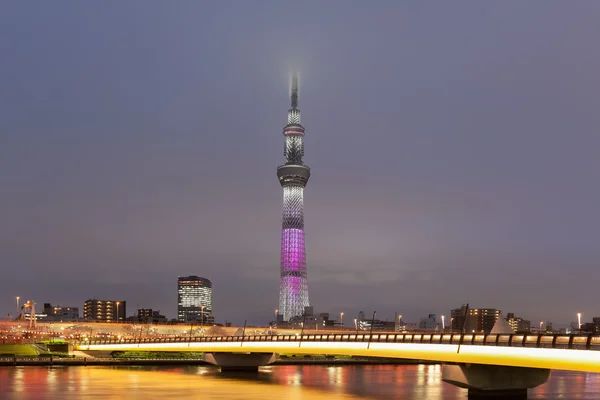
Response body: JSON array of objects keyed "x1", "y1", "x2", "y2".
[{"x1": 277, "y1": 73, "x2": 311, "y2": 321}]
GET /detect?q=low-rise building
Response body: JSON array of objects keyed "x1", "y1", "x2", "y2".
[
  {"x1": 419, "y1": 314, "x2": 438, "y2": 331},
  {"x1": 450, "y1": 305, "x2": 501, "y2": 334},
  {"x1": 357, "y1": 319, "x2": 395, "y2": 331},
  {"x1": 40, "y1": 303, "x2": 80, "y2": 322},
  {"x1": 397, "y1": 322, "x2": 418, "y2": 332},
  {"x1": 137, "y1": 309, "x2": 168, "y2": 323},
  {"x1": 505, "y1": 313, "x2": 531, "y2": 333},
  {"x1": 283, "y1": 307, "x2": 337, "y2": 329},
  {"x1": 356, "y1": 311, "x2": 395, "y2": 331},
  {"x1": 84, "y1": 299, "x2": 126, "y2": 322},
  {"x1": 581, "y1": 318, "x2": 600, "y2": 334}
]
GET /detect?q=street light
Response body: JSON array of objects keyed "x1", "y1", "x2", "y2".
[
  {"x1": 577, "y1": 312, "x2": 582, "y2": 334},
  {"x1": 450, "y1": 317, "x2": 454, "y2": 333},
  {"x1": 340, "y1": 312, "x2": 344, "y2": 330},
  {"x1": 539, "y1": 321, "x2": 544, "y2": 333},
  {"x1": 116, "y1": 301, "x2": 120, "y2": 323},
  {"x1": 274, "y1": 309, "x2": 278, "y2": 327},
  {"x1": 354, "y1": 318, "x2": 358, "y2": 333},
  {"x1": 397, "y1": 314, "x2": 403, "y2": 332},
  {"x1": 441, "y1": 315, "x2": 445, "y2": 331},
  {"x1": 188, "y1": 321, "x2": 194, "y2": 346}
]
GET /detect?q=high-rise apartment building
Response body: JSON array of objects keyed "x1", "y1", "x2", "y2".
[
  {"x1": 277, "y1": 73, "x2": 311, "y2": 321},
  {"x1": 83, "y1": 299, "x2": 126, "y2": 322},
  {"x1": 177, "y1": 276, "x2": 212, "y2": 322}
]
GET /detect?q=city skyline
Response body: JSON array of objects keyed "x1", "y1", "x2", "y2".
[
  {"x1": 6, "y1": 294, "x2": 590, "y2": 332},
  {"x1": 2, "y1": 2, "x2": 600, "y2": 325}
]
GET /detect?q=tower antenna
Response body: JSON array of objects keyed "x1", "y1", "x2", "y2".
[{"x1": 291, "y1": 72, "x2": 299, "y2": 108}]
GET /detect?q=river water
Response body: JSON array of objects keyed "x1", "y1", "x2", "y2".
[{"x1": 1, "y1": 364, "x2": 599, "y2": 399}]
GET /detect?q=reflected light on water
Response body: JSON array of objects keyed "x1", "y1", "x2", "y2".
[
  {"x1": 1, "y1": 366, "x2": 361, "y2": 400},
  {"x1": 46, "y1": 368, "x2": 57, "y2": 392},
  {"x1": 194, "y1": 366, "x2": 213, "y2": 375},
  {"x1": 416, "y1": 363, "x2": 425, "y2": 386},
  {"x1": 326, "y1": 366, "x2": 344, "y2": 394},
  {"x1": 289, "y1": 369, "x2": 302, "y2": 386},
  {"x1": 79, "y1": 372, "x2": 89, "y2": 392},
  {"x1": 0, "y1": 365, "x2": 599, "y2": 399},
  {"x1": 14, "y1": 367, "x2": 24, "y2": 392},
  {"x1": 422, "y1": 365, "x2": 442, "y2": 399}
]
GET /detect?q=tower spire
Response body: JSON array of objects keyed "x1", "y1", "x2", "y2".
[{"x1": 291, "y1": 72, "x2": 299, "y2": 109}]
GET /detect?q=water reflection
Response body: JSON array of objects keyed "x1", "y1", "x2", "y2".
[{"x1": 0, "y1": 365, "x2": 599, "y2": 399}]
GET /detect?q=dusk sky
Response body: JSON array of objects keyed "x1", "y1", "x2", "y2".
[{"x1": 1, "y1": 2, "x2": 599, "y2": 326}]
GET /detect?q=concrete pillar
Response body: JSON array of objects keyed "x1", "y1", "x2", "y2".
[
  {"x1": 203, "y1": 352, "x2": 276, "y2": 372},
  {"x1": 442, "y1": 364, "x2": 551, "y2": 399}
]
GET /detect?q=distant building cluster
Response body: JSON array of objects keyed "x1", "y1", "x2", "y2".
[
  {"x1": 290, "y1": 305, "x2": 539, "y2": 335},
  {"x1": 272, "y1": 305, "x2": 599, "y2": 336},
  {"x1": 32, "y1": 303, "x2": 81, "y2": 322},
  {"x1": 14, "y1": 274, "x2": 215, "y2": 325},
  {"x1": 275, "y1": 306, "x2": 337, "y2": 329}
]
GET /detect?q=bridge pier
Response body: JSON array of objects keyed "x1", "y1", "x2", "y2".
[
  {"x1": 442, "y1": 364, "x2": 551, "y2": 399},
  {"x1": 202, "y1": 352, "x2": 276, "y2": 372}
]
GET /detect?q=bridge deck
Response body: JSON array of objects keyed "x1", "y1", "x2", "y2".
[{"x1": 75, "y1": 333, "x2": 600, "y2": 373}]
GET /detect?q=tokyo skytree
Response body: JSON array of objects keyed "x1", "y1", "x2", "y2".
[{"x1": 277, "y1": 73, "x2": 310, "y2": 321}]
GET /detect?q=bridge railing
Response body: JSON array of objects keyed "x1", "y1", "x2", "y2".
[{"x1": 77, "y1": 333, "x2": 600, "y2": 351}]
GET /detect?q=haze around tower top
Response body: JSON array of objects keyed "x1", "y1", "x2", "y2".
[{"x1": 1, "y1": 2, "x2": 599, "y2": 325}]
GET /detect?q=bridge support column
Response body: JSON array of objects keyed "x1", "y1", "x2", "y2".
[
  {"x1": 203, "y1": 353, "x2": 276, "y2": 372},
  {"x1": 442, "y1": 364, "x2": 550, "y2": 399}
]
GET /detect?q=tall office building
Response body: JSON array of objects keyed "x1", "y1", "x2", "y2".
[
  {"x1": 83, "y1": 299, "x2": 126, "y2": 322},
  {"x1": 177, "y1": 276, "x2": 212, "y2": 322},
  {"x1": 277, "y1": 73, "x2": 311, "y2": 321}
]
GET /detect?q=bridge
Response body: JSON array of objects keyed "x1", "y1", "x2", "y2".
[{"x1": 76, "y1": 332, "x2": 600, "y2": 398}]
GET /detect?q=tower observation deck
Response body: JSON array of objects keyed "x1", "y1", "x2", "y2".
[{"x1": 277, "y1": 73, "x2": 310, "y2": 321}]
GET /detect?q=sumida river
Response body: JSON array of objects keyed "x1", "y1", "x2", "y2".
[{"x1": 1, "y1": 364, "x2": 599, "y2": 399}]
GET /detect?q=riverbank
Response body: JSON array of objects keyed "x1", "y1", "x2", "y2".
[
  {"x1": 0, "y1": 344, "x2": 439, "y2": 367},
  {"x1": 0, "y1": 344, "x2": 40, "y2": 357},
  {"x1": 0, "y1": 357, "x2": 439, "y2": 367},
  {"x1": 274, "y1": 358, "x2": 437, "y2": 366},
  {"x1": 0, "y1": 357, "x2": 208, "y2": 366}
]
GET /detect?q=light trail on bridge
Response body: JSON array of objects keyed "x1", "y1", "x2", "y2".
[{"x1": 76, "y1": 333, "x2": 600, "y2": 373}]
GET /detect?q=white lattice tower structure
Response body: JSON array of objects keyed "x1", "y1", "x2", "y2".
[
  {"x1": 18, "y1": 300, "x2": 37, "y2": 328},
  {"x1": 276, "y1": 73, "x2": 311, "y2": 321}
]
